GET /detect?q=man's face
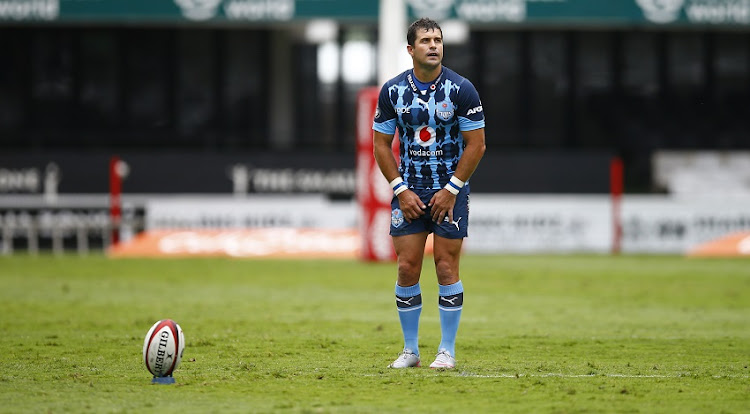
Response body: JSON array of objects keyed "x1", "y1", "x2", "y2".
[{"x1": 408, "y1": 28, "x2": 443, "y2": 69}]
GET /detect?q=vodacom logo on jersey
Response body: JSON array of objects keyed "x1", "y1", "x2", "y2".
[
  {"x1": 415, "y1": 126, "x2": 436, "y2": 147},
  {"x1": 410, "y1": 126, "x2": 443, "y2": 157}
]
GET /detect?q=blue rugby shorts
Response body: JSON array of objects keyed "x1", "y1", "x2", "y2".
[{"x1": 389, "y1": 185, "x2": 469, "y2": 239}]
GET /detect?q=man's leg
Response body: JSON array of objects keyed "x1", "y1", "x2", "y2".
[
  {"x1": 431, "y1": 235, "x2": 464, "y2": 368},
  {"x1": 388, "y1": 232, "x2": 428, "y2": 368}
]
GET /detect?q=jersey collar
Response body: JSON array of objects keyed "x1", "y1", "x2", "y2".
[{"x1": 407, "y1": 68, "x2": 444, "y2": 96}]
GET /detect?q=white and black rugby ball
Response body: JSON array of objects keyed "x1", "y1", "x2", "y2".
[{"x1": 143, "y1": 319, "x2": 185, "y2": 377}]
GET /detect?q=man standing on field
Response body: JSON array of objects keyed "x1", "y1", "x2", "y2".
[{"x1": 372, "y1": 17, "x2": 486, "y2": 369}]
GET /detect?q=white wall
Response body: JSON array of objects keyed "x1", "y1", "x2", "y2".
[{"x1": 144, "y1": 194, "x2": 750, "y2": 254}]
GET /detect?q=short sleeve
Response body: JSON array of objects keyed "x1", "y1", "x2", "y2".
[
  {"x1": 373, "y1": 83, "x2": 397, "y2": 135},
  {"x1": 455, "y1": 80, "x2": 485, "y2": 131}
]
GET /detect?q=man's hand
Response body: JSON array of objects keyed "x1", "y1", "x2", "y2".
[
  {"x1": 397, "y1": 190, "x2": 426, "y2": 223},
  {"x1": 428, "y1": 189, "x2": 456, "y2": 224}
]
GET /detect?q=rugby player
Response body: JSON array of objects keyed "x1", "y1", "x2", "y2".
[{"x1": 373, "y1": 17, "x2": 486, "y2": 369}]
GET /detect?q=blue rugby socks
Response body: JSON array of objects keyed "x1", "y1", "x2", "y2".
[
  {"x1": 437, "y1": 280, "x2": 464, "y2": 357},
  {"x1": 395, "y1": 283, "x2": 422, "y2": 356}
]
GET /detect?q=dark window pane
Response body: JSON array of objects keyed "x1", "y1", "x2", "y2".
[
  {"x1": 125, "y1": 30, "x2": 171, "y2": 135},
  {"x1": 79, "y1": 30, "x2": 119, "y2": 130},
  {"x1": 713, "y1": 32, "x2": 750, "y2": 148},
  {"x1": 530, "y1": 32, "x2": 566, "y2": 147},
  {"x1": 576, "y1": 32, "x2": 613, "y2": 148},
  {"x1": 478, "y1": 32, "x2": 520, "y2": 147},
  {"x1": 31, "y1": 29, "x2": 75, "y2": 130},
  {"x1": 224, "y1": 30, "x2": 268, "y2": 148},
  {"x1": 667, "y1": 33, "x2": 705, "y2": 147},
  {"x1": 176, "y1": 30, "x2": 216, "y2": 144},
  {"x1": 623, "y1": 32, "x2": 659, "y2": 97},
  {"x1": 668, "y1": 33, "x2": 704, "y2": 92},
  {"x1": 621, "y1": 32, "x2": 661, "y2": 150},
  {"x1": 293, "y1": 43, "x2": 320, "y2": 148},
  {"x1": 0, "y1": 29, "x2": 27, "y2": 133},
  {"x1": 443, "y1": 41, "x2": 474, "y2": 81}
]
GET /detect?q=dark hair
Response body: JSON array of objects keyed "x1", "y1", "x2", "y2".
[{"x1": 407, "y1": 18, "x2": 442, "y2": 46}]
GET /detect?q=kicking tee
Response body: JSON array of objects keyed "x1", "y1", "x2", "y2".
[{"x1": 373, "y1": 66, "x2": 485, "y2": 190}]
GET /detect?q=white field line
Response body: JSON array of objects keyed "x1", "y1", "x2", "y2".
[
  {"x1": 366, "y1": 372, "x2": 750, "y2": 379},
  {"x1": 457, "y1": 373, "x2": 750, "y2": 379}
]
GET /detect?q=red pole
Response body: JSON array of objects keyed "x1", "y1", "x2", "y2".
[
  {"x1": 109, "y1": 156, "x2": 122, "y2": 246},
  {"x1": 610, "y1": 157, "x2": 624, "y2": 255}
]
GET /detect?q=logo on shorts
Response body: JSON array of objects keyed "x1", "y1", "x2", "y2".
[
  {"x1": 444, "y1": 216, "x2": 461, "y2": 231},
  {"x1": 391, "y1": 209, "x2": 405, "y2": 228}
]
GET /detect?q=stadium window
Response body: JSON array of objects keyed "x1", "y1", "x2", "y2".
[
  {"x1": 316, "y1": 36, "x2": 376, "y2": 86},
  {"x1": 294, "y1": 42, "x2": 323, "y2": 148},
  {"x1": 343, "y1": 30, "x2": 377, "y2": 150},
  {"x1": 124, "y1": 29, "x2": 172, "y2": 146},
  {"x1": 529, "y1": 31, "x2": 566, "y2": 148},
  {"x1": 470, "y1": 31, "x2": 522, "y2": 148},
  {"x1": 575, "y1": 32, "x2": 614, "y2": 148},
  {"x1": 668, "y1": 33, "x2": 705, "y2": 91},
  {"x1": 78, "y1": 30, "x2": 119, "y2": 135},
  {"x1": 313, "y1": 27, "x2": 376, "y2": 151},
  {"x1": 622, "y1": 32, "x2": 659, "y2": 97},
  {"x1": 30, "y1": 28, "x2": 76, "y2": 136},
  {"x1": 620, "y1": 32, "x2": 661, "y2": 150},
  {"x1": 176, "y1": 29, "x2": 217, "y2": 146},
  {"x1": 712, "y1": 32, "x2": 750, "y2": 148},
  {"x1": 666, "y1": 32, "x2": 705, "y2": 147},
  {"x1": 223, "y1": 30, "x2": 270, "y2": 149},
  {"x1": 0, "y1": 28, "x2": 28, "y2": 144}
]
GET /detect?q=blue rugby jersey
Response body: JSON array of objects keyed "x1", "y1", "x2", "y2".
[{"x1": 373, "y1": 66, "x2": 485, "y2": 190}]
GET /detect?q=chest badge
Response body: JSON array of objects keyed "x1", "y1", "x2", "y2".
[{"x1": 436, "y1": 102, "x2": 454, "y2": 121}]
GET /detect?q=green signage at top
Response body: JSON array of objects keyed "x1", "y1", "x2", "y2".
[
  {"x1": 408, "y1": 0, "x2": 750, "y2": 27},
  {"x1": 0, "y1": 0, "x2": 378, "y2": 23},
  {"x1": 1, "y1": 0, "x2": 749, "y2": 26}
]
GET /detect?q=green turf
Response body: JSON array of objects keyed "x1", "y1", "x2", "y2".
[{"x1": 0, "y1": 254, "x2": 748, "y2": 413}]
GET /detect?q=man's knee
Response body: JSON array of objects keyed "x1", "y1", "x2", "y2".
[
  {"x1": 398, "y1": 255, "x2": 422, "y2": 280},
  {"x1": 434, "y1": 256, "x2": 458, "y2": 280}
]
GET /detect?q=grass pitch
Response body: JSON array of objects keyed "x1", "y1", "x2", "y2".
[{"x1": 0, "y1": 254, "x2": 748, "y2": 413}]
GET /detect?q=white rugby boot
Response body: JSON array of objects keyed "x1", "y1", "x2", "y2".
[
  {"x1": 388, "y1": 349, "x2": 421, "y2": 368},
  {"x1": 429, "y1": 350, "x2": 456, "y2": 369}
]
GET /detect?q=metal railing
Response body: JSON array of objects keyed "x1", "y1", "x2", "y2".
[{"x1": 0, "y1": 195, "x2": 143, "y2": 256}]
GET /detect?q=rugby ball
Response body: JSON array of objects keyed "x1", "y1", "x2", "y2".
[{"x1": 143, "y1": 319, "x2": 185, "y2": 377}]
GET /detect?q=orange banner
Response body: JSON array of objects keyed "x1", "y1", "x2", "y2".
[
  {"x1": 687, "y1": 231, "x2": 750, "y2": 257},
  {"x1": 108, "y1": 229, "x2": 360, "y2": 259}
]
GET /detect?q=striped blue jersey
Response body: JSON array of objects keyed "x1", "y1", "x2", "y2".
[{"x1": 373, "y1": 66, "x2": 485, "y2": 190}]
